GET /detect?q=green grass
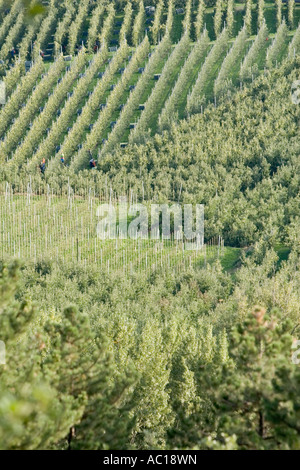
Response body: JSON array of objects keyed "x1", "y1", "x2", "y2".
[
  {"x1": 171, "y1": 12, "x2": 184, "y2": 43},
  {"x1": 221, "y1": 247, "x2": 242, "y2": 272},
  {"x1": 0, "y1": 192, "x2": 293, "y2": 278},
  {"x1": 0, "y1": 193, "x2": 234, "y2": 275},
  {"x1": 220, "y1": 243, "x2": 291, "y2": 274}
]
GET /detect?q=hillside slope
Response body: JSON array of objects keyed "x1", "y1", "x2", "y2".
[{"x1": 94, "y1": 57, "x2": 300, "y2": 246}]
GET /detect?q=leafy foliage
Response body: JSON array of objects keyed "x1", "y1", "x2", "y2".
[{"x1": 0, "y1": 0, "x2": 300, "y2": 451}]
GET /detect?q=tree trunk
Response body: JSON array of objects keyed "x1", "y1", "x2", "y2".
[{"x1": 258, "y1": 410, "x2": 265, "y2": 439}]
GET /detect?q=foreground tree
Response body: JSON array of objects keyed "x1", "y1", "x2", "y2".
[
  {"x1": 0, "y1": 262, "x2": 136, "y2": 449},
  {"x1": 190, "y1": 306, "x2": 300, "y2": 449}
]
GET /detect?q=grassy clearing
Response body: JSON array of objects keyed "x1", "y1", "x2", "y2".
[
  {"x1": 0, "y1": 193, "x2": 226, "y2": 275},
  {"x1": 2, "y1": 193, "x2": 290, "y2": 276},
  {"x1": 220, "y1": 246, "x2": 241, "y2": 272}
]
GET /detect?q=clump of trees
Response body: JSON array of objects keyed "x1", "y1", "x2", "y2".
[
  {"x1": 2, "y1": 239, "x2": 300, "y2": 449},
  {"x1": 0, "y1": 261, "x2": 136, "y2": 450}
]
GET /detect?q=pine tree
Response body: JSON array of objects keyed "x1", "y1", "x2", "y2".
[
  {"x1": 276, "y1": 0, "x2": 282, "y2": 28},
  {"x1": 195, "y1": 0, "x2": 205, "y2": 39},
  {"x1": 151, "y1": 0, "x2": 164, "y2": 45},
  {"x1": 0, "y1": 261, "x2": 71, "y2": 449},
  {"x1": 214, "y1": 0, "x2": 223, "y2": 37},
  {"x1": 200, "y1": 307, "x2": 300, "y2": 449},
  {"x1": 43, "y1": 308, "x2": 137, "y2": 450},
  {"x1": 182, "y1": 0, "x2": 192, "y2": 34},
  {"x1": 132, "y1": 1, "x2": 145, "y2": 46},
  {"x1": 167, "y1": 355, "x2": 202, "y2": 449},
  {"x1": 288, "y1": 0, "x2": 295, "y2": 28},
  {"x1": 226, "y1": 0, "x2": 234, "y2": 36},
  {"x1": 244, "y1": 0, "x2": 252, "y2": 34},
  {"x1": 0, "y1": 262, "x2": 136, "y2": 450},
  {"x1": 258, "y1": 0, "x2": 265, "y2": 28}
]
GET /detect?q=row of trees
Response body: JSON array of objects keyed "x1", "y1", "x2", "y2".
[
  {"x1": 240, "y1": 21, "x2": 268, "y2": 80},
  {"x1": 0, "y1": 55, "x2": 66, "y2": 160},
  {"x1": 214, "y1": 25, "x2": 248, "y2": 98},
  {"x1": 30, "y1": 46, "x2": 109, "y2": 169},
  {"x1": 212, "y1": 0, "x2": 296, "y2": 38},
  {"x1": 101, "y1": 17, "x2": 174, "y2": 156},
  {"x1": 1, "y1": 56, "x2": 298, "y2": 248},
  {"x1": 52, "y1": 41, "x2": 130, "y2": 166},
  {"x1": 0, "y1": 57, "x2": 44, "y2": 139},
  {"x1": 158, "y1": 29, "x2": 210, "y2": 131},
  {"x1": 32, "y1": 2, "x2": 59, "y2": 59},
  {"x1": 289, "y1": 23, "x2": 300, "y2": 56},
  {"x1": 0, "y1": 0, "x2": 22, "y2": 46},
  {"x1": 129, "y1": 31, "x2": 190, "y2": 144},
  {"x1": 0, "y1": 2, "x2": 298, "y2": 169},
  {"x1": 73, "y1": 36, "x2": 151, "y2": 170},
  {"x1": 187, "y1": 27, "x2": 228, "y2": 114},
  {"x1": 0, "y1": 0, "x2": 298, "y2": 65},
  {"x1": 119, "y1": 1, "x2": 133, "y2": 44},
  {"x1": 266, "y1": 20, "x2": 288, "y2": 68},
  {"x1": 11, "y1": 51, "x2": 87, "y2": 169}
]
